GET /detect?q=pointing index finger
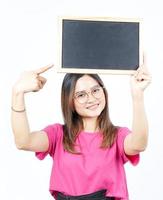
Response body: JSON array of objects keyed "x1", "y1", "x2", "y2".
[{"x1": 35, "y1": 64, "x2": 54, "y2": 75}]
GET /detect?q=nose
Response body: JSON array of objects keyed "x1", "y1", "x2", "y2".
[{"x1": 87, "y1": 91, "x2": 96, "y2": 102}]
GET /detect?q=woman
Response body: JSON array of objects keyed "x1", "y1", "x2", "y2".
[{"x1": 11, "y1": 60, "x2": 151, "y2": 200}]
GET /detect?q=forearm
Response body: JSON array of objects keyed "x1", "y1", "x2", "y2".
[
  {"x1": 131, "y1": 92, "x2": 148, "y2": 151},
  {"x1": 11, "y1": 88, "x2": 30, "y2": 149}
]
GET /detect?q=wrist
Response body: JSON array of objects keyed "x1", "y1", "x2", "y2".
[
  {"x1": 12, "y1": 84, "x2": 25, "y2": 96},
  {"x1": 131, "y1": 89, "x2": 144, "y2": 100},
  {"x1": 12, "y1": 85, "x2": 26, "y2": 112},
  {"x1": 132, "y1": 94, "x2": 145, "y2": 106},
  {"x1": 11, "y1": 107, "x2": 26, "y2": 113}
]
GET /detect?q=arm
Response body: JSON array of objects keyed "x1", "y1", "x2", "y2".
[
  {"x1": 124, "y1": 57, "x2": 151, "y2": 155},
  {"x1": 11, "y1": 64, "x2": 53, "y2": 152}
]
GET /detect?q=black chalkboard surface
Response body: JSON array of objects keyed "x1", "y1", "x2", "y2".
[{"x1": 57, "y1": 17, "x2": 141, "y2": 74}]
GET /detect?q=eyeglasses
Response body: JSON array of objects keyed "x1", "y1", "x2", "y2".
[{"x1": 74, "y1": 85, "x2": 104, "y2": 104}]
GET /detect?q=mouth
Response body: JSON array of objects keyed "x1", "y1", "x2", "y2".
[{"x1": 86, "y1": 103, "x2": 100, "y2": 110}]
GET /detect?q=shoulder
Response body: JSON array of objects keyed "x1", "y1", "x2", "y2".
[
  {"x1": 43, "y1": 123, "x2": 64, "y2": 138},
  {"x1": 43, "y1": 123, "x2": 63, "y2": 130},
  {"x1": 115, "y1": 126, "x2": 131, "y2": 147},
  {"x1": 116, "y1": 127, "x2": 140, "y2": 165},
  {"x1": 117, "y1": 127, "x2": 131, "y2": 137}
]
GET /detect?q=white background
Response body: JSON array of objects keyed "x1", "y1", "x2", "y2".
[{"x1": 0, "y1": 0, "x2": 162, "y2": 199}]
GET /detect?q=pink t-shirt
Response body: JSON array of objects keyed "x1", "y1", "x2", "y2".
[{"x1": 36, "y1": 123, "x2": 139, "y2": 200}]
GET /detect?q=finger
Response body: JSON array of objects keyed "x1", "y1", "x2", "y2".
[
  {"x1": 38, "y1": 80, "x2": 44, "y2": 89},
  {"x1": 136, "y1": 74, "x2": 152, "y2": 82},
  {"x1": 135, "y1": 66, "x2": 149, "y2": 78},
  {"x1": 143, "y1": 51, "x2": 149, "y2": 66},
  {"x1": 141, "y1": 74, "x2": 152, "y2": 82},
  {"x1": 134, "y1": 67, "x2": 142, "y2": 78},
  {"x1": 38, "y1": 76, "x2": 47, "y2": 87},
  {"x1": 33, "y1": 89, "x2": 39, "y2": 92},
  {"x1": 35, "y1": 64, "x2": 54, "y2": 75},
  {"x1": 136, "y1": 52, "x2": 148, "y2": 73},
  {"x1": 141, "y1": 52, "x2": 149, "y2": 73}
]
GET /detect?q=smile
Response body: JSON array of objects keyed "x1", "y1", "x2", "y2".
[{"x1": 86, "y1": 103, "x2": 99, "y2": 110}]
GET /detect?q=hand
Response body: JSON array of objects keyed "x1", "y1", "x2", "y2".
[
  {"x1": 130, "y1": 54, "x2": 151, "y2": 97},
  {"x1": 13, "y1": 64, "x2": 54, "y2": 94}
]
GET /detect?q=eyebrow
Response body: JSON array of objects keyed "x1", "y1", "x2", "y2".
[{"x1": 75, "y1": 84, "x2": 100, "y2": 94}]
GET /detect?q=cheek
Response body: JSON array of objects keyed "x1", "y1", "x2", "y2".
[
  {"x1": 100, "y1": 94, "x2": 106, "y2": 108},
  {"x1": 74, "y1": 100, "x2": 84, "y2": 115},
  {"x1": 100, "y1": 99, "x2": 106, "y2": 112}
]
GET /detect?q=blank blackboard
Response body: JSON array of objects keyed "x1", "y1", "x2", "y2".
[{"x1": 57, "y1": 17, "x2": 141, "y2": 74}]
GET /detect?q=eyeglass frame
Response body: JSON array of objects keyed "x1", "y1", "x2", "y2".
[{"x1": 73, "y1": 85, "x2": 105, "y2": 104}]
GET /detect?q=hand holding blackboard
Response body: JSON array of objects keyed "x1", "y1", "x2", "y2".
[
  {"x1": 57, "y1": 16, "x2": 142, "y2": 74},
  {"x1": 130, "y1": 53, "x2": 151, "y2": 97}
]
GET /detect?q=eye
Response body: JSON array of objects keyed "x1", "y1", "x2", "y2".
[
  {"x1": 92, "y1": 87, "x2": 100, "y2": 94},
  {"x1": 76, "y1": 92, "x2": 86, "y2": 99}
]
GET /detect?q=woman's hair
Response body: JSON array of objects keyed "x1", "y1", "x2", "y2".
[{"x1": 61, "y1": 73, "x2": 118, "y2": 154}]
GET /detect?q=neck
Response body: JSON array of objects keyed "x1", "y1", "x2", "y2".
[{"x1": 83, "y1": 117, "x2": 98, "y2": 132}]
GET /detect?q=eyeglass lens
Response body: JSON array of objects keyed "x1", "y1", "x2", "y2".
[{"x1": 74, "y1": 86, "x2": 104, "y2": 104}]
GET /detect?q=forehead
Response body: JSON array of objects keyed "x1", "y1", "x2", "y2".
[{"x1": 75, "y1": 75, "x2": 99, "y2": 92}]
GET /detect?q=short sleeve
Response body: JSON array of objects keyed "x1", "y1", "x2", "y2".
[
  {"x1": 35, "y1": 124, "x2": 59, "y2": 160},
  {"x1": 117, "y1": 127, "x2": 140, "y2": 166}
]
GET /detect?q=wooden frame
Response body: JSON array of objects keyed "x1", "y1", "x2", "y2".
[{"x1": 56, "y1": 16, "x2": 143, "y2": 74}]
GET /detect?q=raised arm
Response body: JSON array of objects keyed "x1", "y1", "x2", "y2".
[
  {"x1": 11, "y1": 64, "x2": 53, "y2": 152},
  {"x1": 124, "y1": 55, "x2": 151, "y2": 155}
]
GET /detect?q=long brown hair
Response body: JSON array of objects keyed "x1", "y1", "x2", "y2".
[{"x1": 61, "y1": 73, "x2": 118, "y2": 154}]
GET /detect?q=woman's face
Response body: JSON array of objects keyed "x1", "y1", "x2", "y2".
[{"x1": 73, "y1": 75, "x2": 106, "y2": 119}]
